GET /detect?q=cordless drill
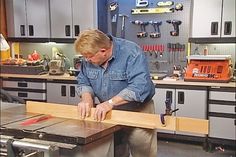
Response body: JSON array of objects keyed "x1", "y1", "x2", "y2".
[
  {"x1": 131, "y1": 20, "x2": 149, "y2": 38},
  {"x1": 149, "y1": 21, "x2": 162, "y2": 38},
  {"x1": 166, "y1": 20, "x2": 182, "y2": 36}
]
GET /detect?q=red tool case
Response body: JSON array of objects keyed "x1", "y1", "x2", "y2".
[{"x1": 184, "y1": 55, "x2": 233, "y2": 83}]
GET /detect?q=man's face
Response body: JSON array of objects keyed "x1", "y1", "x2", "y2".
[{"x1": 83, "y1": 49, "x2": 109, "y2": 66}]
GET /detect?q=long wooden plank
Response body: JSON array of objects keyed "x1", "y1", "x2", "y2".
[{"x1": 26, "y1": 101, "x2": 208, "y2": 134}]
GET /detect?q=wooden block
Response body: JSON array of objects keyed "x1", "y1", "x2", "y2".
[{"x1": 26, "y1": 101, "x2": 208, "y2": 134}]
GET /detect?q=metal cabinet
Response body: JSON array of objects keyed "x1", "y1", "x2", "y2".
[
  {"x1": 208, "y1": 87, "x2": 236, "y2": 141},
  {"x1": 1, "y1": 78, "x2": 47, "y2": 101},
  {"x1": 190, "y1": 0, "x2": 235, "y2": 41},
  {"x1": 6, "y1": 0, "x2": 50, "y2": 38},
  {"x1": 47, "y1": 81, "x2": 80, "y2": 105},
  {"x1": 50, "y1": 0, "x2": 97, "y2": 39},
  {"x1": 153, "y1": 85, "x2": 207, "y2": 137}
]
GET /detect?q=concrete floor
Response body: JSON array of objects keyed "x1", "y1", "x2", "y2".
[{"x1": 157, "y1": 140, "x2": 236, "y2": 157}]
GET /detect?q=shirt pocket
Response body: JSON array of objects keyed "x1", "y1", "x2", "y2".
[
  {"x1": 87, "y1": 70, "x2": 99, "y2": 79},
  {"x1": 109, "y1": 71, "x2": 128, "y2": 80}
]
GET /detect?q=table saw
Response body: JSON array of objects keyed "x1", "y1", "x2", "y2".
[{"x1": 0, "y1": 102, "x2": 121, "y2": 157}]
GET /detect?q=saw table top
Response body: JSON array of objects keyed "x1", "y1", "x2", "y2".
[{"x1": 0, "y1": 102, "x2": 121, "y2": 145}]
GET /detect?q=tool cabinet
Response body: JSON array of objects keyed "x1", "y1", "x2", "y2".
[
  {"x1": 190, "y1": 0, "x2": 235, "y2": 42},
  {"x1": 1, "y1": 78, "x2": 47, "y2": 101},
  {"x1": 46, "y1": 80, "x2": 80, "y2": 105},
  {"x1": 153, "y1": 84, "x2": 207, "y2": 137},
  {"x1": 6, "y1": 0, "x2": 50, "y2": 38},
  {"x1": 208, "y1": 87, "x2": 236, "y2": 144}
]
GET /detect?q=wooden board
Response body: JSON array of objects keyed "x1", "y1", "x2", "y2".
[{"x1": 26, "y1": 101, "x2": 209, "y2": 134}]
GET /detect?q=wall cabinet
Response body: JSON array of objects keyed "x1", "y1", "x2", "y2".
[
  {"x1": 6, "y1": 0, "x2": 98, "y2": 42},
  {"x1": 50, "y1": 0, "x2": 97, "y2": 39},
  {"x1": 6, "y1": 0, "x2": 50, "y2": 38},
  {"x1": 1, "y1": 78, "x2": 47, "y2": 101},
  {"x1": 153, "y1": 85, "x2": 207, "y2": 136},
  {"x1": 190, "y1": 0, "x2": 235, "y2": 43},
  {"x1": 47, "y1": 81, "x2": 80, "y2": 105}
]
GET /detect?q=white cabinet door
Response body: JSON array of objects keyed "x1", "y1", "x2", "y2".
[
  {"x1": 47, "y1": 83, "x2": 69, "y2": 104},
  {"x1": 6, "y1": 0, "x2": 27, "y2": 37},
  {"x1": 50, "y1": 0, "x2": 73, "y2": 38},
  {"x1": 6, "y1": 0, "x2": 50, "y2": 38},
  {"x1": 68, "y1": 84, "x2": 80, "y2": 105},
  {"x1": 221, "y1": 0, "x2": 236, "y2": 37},
  {"x1": 26, "y1": 0, "x2": 50, "y2": 38},
  {"x1": 47, "y1": 83, "x2": 80, "y2": 105},
  {"x1": 153, "y1": 88, "x2": 176, "y2": 134},
  {"x1": 72, "y1": 0, "x2": 98, "y2": 37},
  {"x1": 191, "y1": 0, "x2": 222, "y2": 38},
  {"x1": 175, "y1": 89, "x2": 207, "y2": 137}
]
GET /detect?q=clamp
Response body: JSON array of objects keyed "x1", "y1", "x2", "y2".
[{"x1": 160, "y1": 98, "x2": 179, "y2": 126}]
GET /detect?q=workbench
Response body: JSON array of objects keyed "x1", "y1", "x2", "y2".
[{"x1": 0, "y1": 102, "x2": 121, "y2": 157}]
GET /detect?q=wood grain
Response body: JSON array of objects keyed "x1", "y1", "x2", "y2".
[{"x1": 26, "y1": 101, "x2": 209, "y2": 134}]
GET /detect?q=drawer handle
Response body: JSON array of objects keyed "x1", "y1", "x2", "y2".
[
  {"x1": 224, "y1": 21, "x2": 232, "y2": 35},
  {"x1": 74, "y1": 25, "x2": 80, "y2": 36},
  {"x1": 166, "y1": 91, "x2": 173, "y2": 104},
  {"x1": 70, "y1": 86, "x2": 75, "y2": 97},
  {"x1": 65, "y1": 25, "x2": 71, "y2": 36},
  {"x1": 29, "y1": 25, "x2": 34, "y2": 36},
  {"x1": 18, "y1": 82, "x2": 27, "y2": 87},
  {"x1": 178, "y1": 91, "x2": 184, "y2": 104},
  {"x1": 20, "y1": 25, "x2": 25, "y2": 36},
  {"x1": 61, "y1": 85, "x2": 66, "y2": 97},
  {"x1": 18, "y1": 92, "x2": 28, "y2": 97},
  {"x1": 211, "y1": 22, "x2": 218, "y2": 35}
]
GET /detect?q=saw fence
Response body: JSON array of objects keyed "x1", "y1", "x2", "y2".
[{"x1": 26, "y1": 101, "x2": 209, "y2": 134}]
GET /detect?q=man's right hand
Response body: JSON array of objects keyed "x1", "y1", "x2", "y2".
[{"x1": 77, "y1": 101, "x2": 93, "y2": 119}]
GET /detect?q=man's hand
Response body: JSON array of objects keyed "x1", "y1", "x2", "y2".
[
  {"x1": 77, "y1": 101, "x2": 93, "y2": 119},
  {"x1": 94, "y1": 101, "x2": 113, "y2": 121}
]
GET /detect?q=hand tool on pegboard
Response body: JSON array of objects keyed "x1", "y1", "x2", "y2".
[
  {"x1": 166, "y1": 20, "x2": 182, "y2": 36},
  {"x1": 175, "y1": 3, "x2": 183, "y2": 11},
  {"x1": 157, "y1": 1, "x2": 174, "y2": 7},
  {"x1": 131, "y1": 20, "x2": 149, "y2": 38},
  {"x1": 109, "y1": 1, "x2": 119, "y2": 36},
  {"x1": 131, "y1": 7, "x2": 174, "y2": 15},
  {"x1": 136, "y1": 0, "x2": 149, "y2": 7},
  {"x1": 160, "y1": 98, "x2": 179, "y2": 126},
  {"x1": 149, "y1": 21, "x2": 162, "y2": 38},
  {"x1": 119, "y1": 14, "x2": 129, "y2": 39},
  {"x1": 167, "y1": 43, "x2": 172, "y2": 64}
]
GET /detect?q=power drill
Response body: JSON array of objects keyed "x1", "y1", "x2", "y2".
[
  {"x1": 166, "y1": 20, "x2": 182, "y2": 36},
  {"x1": 131, "y1": 20, "x2": 149, "y2": 38},
  {"x1": 149, "y1": 21, "x2": 162, "y2": 38}
]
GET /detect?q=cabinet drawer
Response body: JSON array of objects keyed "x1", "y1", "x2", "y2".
[
  {"x1": 2, "y1": 80, "x2": 46, "y2": 90},
  {"x1": 209, "y1": 91, "x2": 235, "y2": 101},
  {"x1": 7, "y1": 91, "x2": 46, "y2": 101},
  {"x1": 209, "y1": 117, "x2": 236, "y2": 140},
  {"x1": 209, "y1": 104, "x2": 236, "y2": 114}
]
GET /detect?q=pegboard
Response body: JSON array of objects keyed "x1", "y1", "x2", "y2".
[{"x1": 107, "y1": 0, "x2": 191, "y2": 76}]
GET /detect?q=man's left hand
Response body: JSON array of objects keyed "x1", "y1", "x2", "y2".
[{"x1": 94, "y1": 102, "x2": 113, "y2": 121}]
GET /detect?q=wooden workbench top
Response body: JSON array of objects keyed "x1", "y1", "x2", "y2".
[{"x1": 1, "y1": 73, "x2": 235, "y2": 88}]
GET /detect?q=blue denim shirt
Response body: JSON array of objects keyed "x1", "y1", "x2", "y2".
[{"x1": 77, "y1": 36, "x2": 155, "y2": 106}]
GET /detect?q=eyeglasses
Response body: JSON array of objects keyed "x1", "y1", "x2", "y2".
[{"x1": 83, "y1": 49, "x2": 106, "y2": 61}]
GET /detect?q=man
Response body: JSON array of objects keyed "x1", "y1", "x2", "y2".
[{"x1": 75, "y1": 29, "x2": 157, "y2": 157}]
